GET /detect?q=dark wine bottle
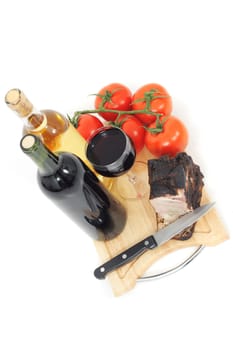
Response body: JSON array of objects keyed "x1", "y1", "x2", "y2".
[{"x1": 20, "y1": 134, "x2": 127, "y2": 241}]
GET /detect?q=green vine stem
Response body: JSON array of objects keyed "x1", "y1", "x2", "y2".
[
  {"x1": 68, "y1": 108, "x2": 165, "y2": 134},
  {"x1": 72, "y1": 108, "x2": 161, "y2": 118},
  {"x1": 144, "y1": 116, "x2": 169, "y2": 134},
  {"x1": 68, "y1": 88, "x2": 169, "y2": 133}
]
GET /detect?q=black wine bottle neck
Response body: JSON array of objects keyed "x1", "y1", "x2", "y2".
[{"x1": 20, "y1": 134, "x2": 59, "y2": 176}]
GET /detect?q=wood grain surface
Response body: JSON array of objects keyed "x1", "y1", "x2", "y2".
[{"x1": 94, "y1": 149, "x2": 229, "y2": 296}]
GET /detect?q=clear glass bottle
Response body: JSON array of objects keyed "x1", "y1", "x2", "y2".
[
  {"x1": 5, "y1": 88, "x2": 93, "y2": 170},
  {"x1": 20, "y1": 134, "x2": 126, "y2": 241}
]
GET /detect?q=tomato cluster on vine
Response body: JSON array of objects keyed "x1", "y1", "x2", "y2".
[{"x1": 70, "y1": 82, "x2": 189, "y2": 158}]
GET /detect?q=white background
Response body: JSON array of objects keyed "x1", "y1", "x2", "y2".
[{"x1": 0, "y1": 0, "x2": 232, "y2": 349}]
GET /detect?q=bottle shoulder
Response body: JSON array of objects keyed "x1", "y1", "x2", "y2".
[
  {"x1": 41, "y1": 109, "x2": 69, "y2": 132},
  {"x1": 23, "y1": 109, "x2": 70, "y2": 151},
  {"x1": 38, "y1": 153, "x2": 85, "y2": 191}
]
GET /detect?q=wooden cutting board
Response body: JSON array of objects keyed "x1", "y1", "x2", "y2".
[{"x1": 94, "y1": 148, "x2": 229, "y2": 296}]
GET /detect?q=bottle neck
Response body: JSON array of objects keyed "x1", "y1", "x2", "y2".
[
  {"x1": 24, "y1": 109, "x2": 48, "y2": 133},
  {"x1": 20, "y1": 134, "x2": 59, "y2": 176},
  {"x1": 5, "y1": 88, "x2": 48, "y2": 132}
]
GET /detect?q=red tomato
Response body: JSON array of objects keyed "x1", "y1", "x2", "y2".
[
  {"x1": 95, "y1": 83, "x2": 132, "y2": 121},
  {"x1": 116, "y1": 115, "x2": 145, "y2": 154},
  {"x1": 132, "y1": 83, "x2": 172, "y2": 125},
  {"x1": 75, "y1": 114, "x2": 103, "y2": 140},
  {"x1": 144, "y1": 116, "x2": 188, "y2": 157}
]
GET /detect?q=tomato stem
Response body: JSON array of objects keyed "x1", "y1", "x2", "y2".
[
  {"x1": 67, "y1": 113, "x2": 81, "y2": 128},
  {"x1": 70, "y1": 89, "x2": 169, "y2": 134},
  {"x1": 72, "y1": 108, "x2": 162, "y2": 118},
  {"x1": 144, "y1": 126, "x2": 163, "y2": 134},
  {"x1": 144, "y1": 115, "x2": 169, "y2": 134}
]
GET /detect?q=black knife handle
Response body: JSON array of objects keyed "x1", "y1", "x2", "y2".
[{"x1": 94, "y1": 235, "x2": 157, "y2": 280}]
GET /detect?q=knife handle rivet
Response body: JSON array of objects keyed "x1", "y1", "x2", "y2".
[
  {"x1": 122, "y1": 254, "x2": 127, "y2": 259},
  {"x1": 144, "y1": 240, "x2": 149, "y2": 246},
  {"x1": 100, "y1": 267, "x2": 105, "y2": 273}
]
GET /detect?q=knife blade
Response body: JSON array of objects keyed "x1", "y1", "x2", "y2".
[{"x1": 94, "y1": 202, "x2": 215, "y2": 279}]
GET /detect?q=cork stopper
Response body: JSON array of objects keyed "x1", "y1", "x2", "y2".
[
  {"x1": 5, "y1": 89, "x2": 33, "y2": 117},
  {"x1": 21, "y1": 134, "x2": 37, "y2": 150},
  {"x1": 20, "y1": 134, "x2": 42, "y2": 154}
]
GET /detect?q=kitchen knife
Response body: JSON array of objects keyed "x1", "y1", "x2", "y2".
[{"x1": 94, "y1": 202, "x2": 215, "y2": 279}]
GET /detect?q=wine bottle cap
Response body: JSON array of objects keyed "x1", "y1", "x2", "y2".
[{"x1": 5, "y1": 89, "x2": 33, "y2": 117}]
